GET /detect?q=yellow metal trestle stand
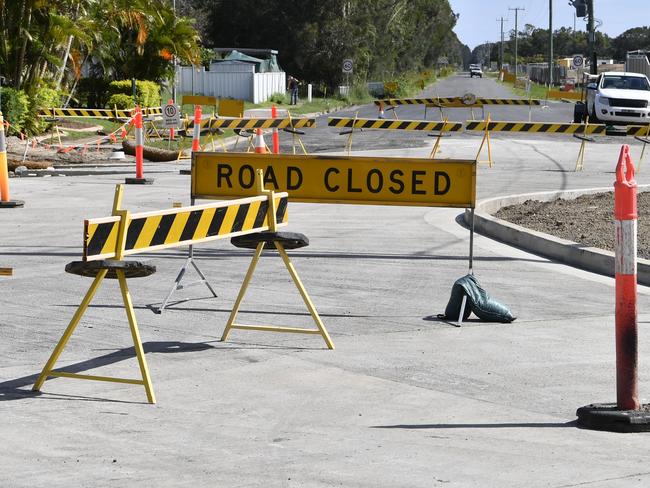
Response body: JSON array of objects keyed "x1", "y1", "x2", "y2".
[
  {"x1": 221, "y1": 170, "x2": 334, "y2": 349},
  {"x1": 33, "y1": 185, "x2": 157, "y2": 403},
  {"x1": 474, "y1": 113, "x2": 494, "y2": 167}
]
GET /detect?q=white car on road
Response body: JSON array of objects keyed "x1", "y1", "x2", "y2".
[{"x1": 586, "y1": 72, "x2": 650, "y2": 124}]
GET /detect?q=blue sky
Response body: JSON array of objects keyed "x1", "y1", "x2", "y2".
[{"x1": 449, "y1": 0, "x2": 650, "y2": 49}]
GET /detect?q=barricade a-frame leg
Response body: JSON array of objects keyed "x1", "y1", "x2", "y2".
[
  {"x1": 32, "y1": 185, "x2": 157, "y2": 403},
  {"x1": 220, "y1": 240, "x2": 334, "y2": 349}
]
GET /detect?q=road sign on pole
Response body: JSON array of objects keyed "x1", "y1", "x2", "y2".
[
  {"x1": 342, "y1": 59, "x2": 353, "y2": 74},
  {"x1": 572, "y1": 54, "x2": 584, "y2": 70},
  {"x1": 162, "y1": 103, "x2": 180, "y2": 129}
]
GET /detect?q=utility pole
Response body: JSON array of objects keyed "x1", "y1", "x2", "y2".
[
  {"x1": 172, "y1": 0, "x2": 177, "y2": 104},
  {"x1": 587, "y1": 0, "x2": 596, "y2": 74},
  {"x1": 548, "y1": 0, "x2": 553, "y2": 86},
  {"x1": 496, "y1": 17, "x2": 506, "y2": 71},
  {"x1": 509, "y1": 7, "x2": 525, "y2": 76}
]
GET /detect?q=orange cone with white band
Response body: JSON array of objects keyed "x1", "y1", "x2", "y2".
[{"x1": 255, "y1": 128, "x2": 267, "y2": 154}]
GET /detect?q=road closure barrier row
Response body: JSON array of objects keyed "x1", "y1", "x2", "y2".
[
  {"x1": 374, "y1": 97, "x2": 541, "y2": 107},
  {"x1": 465, "y1": 120, "x2": 607, "y2": 135},
  {"x1": 328, "y1": 117, "x2": 462, "y2": 132}
]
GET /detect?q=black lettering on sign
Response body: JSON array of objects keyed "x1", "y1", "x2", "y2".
[
  {"x1": 287, "y1": 166, "x2": 303, "y2": 190},
  {"x1": 347, "y1": 168, "x2": 362, "y2": 193},
  {"x1": 239, "y1": 165, "x2": 255, "y2": 189},
  {"x1": 434, "y1": 171, "x2": 450, "y2": 195},
  {"x1": 367, "y1": 169, "x2": 383, "y2": 194},
  {"x1": 389, "y1": 170, "x2": 404, "y2": 194},
  {"x1": 324, "y1": 168, "x2": 339, "y2": 192},
  {"x1": 264, "y1": 166, "x2": 279, "y2": 189},
  {"x1": 411, "y1": 170, "x2": 426, "y2": 195},
  {"x1": 217, "y1": 164, "x2": 233, "y2": 188}
]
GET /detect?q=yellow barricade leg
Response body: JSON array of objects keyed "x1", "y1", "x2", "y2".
[
  {"x1": 220, "y1": 242, "x2": 265, "y2": 342},
  {"x1": 32, "y1": 269, "x2": 108, "y2": 392},
  {"x1": 275, "y1": 242, "x2": 334, "y2": 349},
  {"x1": 117, "y1": 269, "x2": 155, "y2": 404},
  {"x1": 475, "y1": 113, "x2": 494, "y2": 167}
]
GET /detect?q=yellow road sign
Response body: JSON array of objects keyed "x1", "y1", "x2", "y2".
[{"x1": 192, "y1": 152, "x2": 476, "y2": 208}]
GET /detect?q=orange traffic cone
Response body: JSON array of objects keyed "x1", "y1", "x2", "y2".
[{"x1": 255, "y1": 128, "x2": 267, "y2": 154}]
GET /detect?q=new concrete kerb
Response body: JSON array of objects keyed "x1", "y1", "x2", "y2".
[{"x1": 464, "y1": 185, "x2": 650, "y2": 285}]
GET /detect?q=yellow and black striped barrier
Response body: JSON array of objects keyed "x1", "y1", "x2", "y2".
[
  {"x1": 38, "y1": 107, "x2": 135, "y2": 119},
  {"x1": 186, "y1": 117, "x2": 316, "y2": 131},
  {"x1": 84, "y1": 194, "x2": 288, "y2": 261},
  {"x1": 627, "y1": 125, "x2": 650, "y2": 137},
  {"x1": 375, "y1": 98, "x2": 541, "y2": 107},
  {"x1": 465, "y1": 120, "x2": 606, "y2": 134},
  {"x1": 328, "y1": 117, "x2": 462, "y2": 132}
]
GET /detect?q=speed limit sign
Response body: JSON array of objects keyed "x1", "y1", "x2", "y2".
[
  {"x1": 342, "y1": 59, "x2": 353, "y2": 74},
  {"x1": 162, "y1": 103, "x2": 180, "y2": 129},
  {"x1": 572, "y1": 55, "x2": 584, "y2": 70}
]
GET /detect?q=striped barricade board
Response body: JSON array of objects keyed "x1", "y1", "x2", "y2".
[
  {"x1": 627, "y1": 126, "x2": 650, "y2": 137},
  {"x1": 83, "y1": 194, "x2": 288, "y2": 261},
  {"x1": 465, "y1": 120, "x2": 607, "y2": 134},
  {"x1": 375, "y1": 98, "x2": 542, "y2": 107},
  {"x1": 38, "y1": 108, "x2": 135, "y2": 119},
  {"x1": 186, "y1": 117, "x2": 316, "y2": 131},
  {"x1": 328, "y1": 117, "x2": 463, "y2": 132}
]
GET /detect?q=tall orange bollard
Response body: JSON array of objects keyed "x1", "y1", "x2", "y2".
[
  {"x1": 577, "y1": 145, "x2": 650, "y2": 432},
  {"x1": 271, "y1": 104, "x2": 280, "y2": 154},
  {"x1": 192, "y1": 104, "x2": 202, "y2": 153},
  {"x1": 0, "y1": 112, "x2": 25, "y2": 208},
  {"x1": 125, "y1": 107, "x2": 153, "y2": 184},
  {"x1": 613, "y1": 144, "x2": 640, "y2": 411}
]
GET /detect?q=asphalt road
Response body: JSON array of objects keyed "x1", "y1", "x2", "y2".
[{"x1": 294, "y1": 73, "x2": 576, "y2": 154}]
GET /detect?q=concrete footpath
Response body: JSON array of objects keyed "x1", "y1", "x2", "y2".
[{"x1": 2, "y1": 134, "x2": 650, "y2": 487}]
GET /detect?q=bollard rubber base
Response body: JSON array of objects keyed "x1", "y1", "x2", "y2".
[
  {"x1": 179, "y1": 169, "x2": 191, "y2": 175},
  {"x1": 576, "y1": 403, "x2": 650, "y2": 432},
  {"x1": 0, "y1": 200, "x2": 25, "y2": 208},
  {"x1": 125, "y1": 177, "x2": 154, "y2": 185}
]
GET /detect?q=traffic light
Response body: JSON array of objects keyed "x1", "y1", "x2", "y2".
[{"x1": 570, "y1": 0, "x2": 587, "y2": 18}]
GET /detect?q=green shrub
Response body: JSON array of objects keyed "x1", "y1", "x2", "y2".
[
  {"x1": 24, "y1": 86, "x2": 61, "y2": 134},
  {"x1": 76, "y1": 78, "x2": 111, "y2": 108},
  {"x1": 107, "y1": 80, "x2": 161, "y2": 108},
  {"x1": 0, "y1": 88, "x2": 29, "y2": 134},
  {"x1": 268, "y1": 92, "x2": 289, "y2": 104},
  {"x1": 106, "y1": 93, "x2": 134, "y2": 110}
]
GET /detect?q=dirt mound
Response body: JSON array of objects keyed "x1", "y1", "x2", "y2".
[{"x1": 495, "y1": 192, "x2": 650, "y2": 259}]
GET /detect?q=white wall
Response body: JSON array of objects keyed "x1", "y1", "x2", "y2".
[{"x1": 176, "y1": 66, "x2": 285, "y2": 103}]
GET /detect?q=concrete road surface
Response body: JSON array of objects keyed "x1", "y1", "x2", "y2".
[{"x1": 1, "y1": 74, "x2": 650, "y2": 487}]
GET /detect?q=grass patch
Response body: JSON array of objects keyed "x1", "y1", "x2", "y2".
[{"x1": 498, "y1": 79, "x2": 549, "y2": 100}]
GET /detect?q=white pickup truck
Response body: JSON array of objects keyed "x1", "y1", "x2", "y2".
[{"x1": 583, "y1": 72, "x2": 650, "y2": 124}]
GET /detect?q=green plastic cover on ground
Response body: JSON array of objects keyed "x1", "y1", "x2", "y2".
[{"x1": 441, "y1": 274, "x2": 516, "y2": 323}]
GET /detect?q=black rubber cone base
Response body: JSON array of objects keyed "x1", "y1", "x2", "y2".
[
  {"x1": 125, "y1": 177, "x2": 154, "y2": 185},
  {"x1": 0, "y1": 200, "x2": 25, "y2": 208},
  {"x1": 576, "y1": 403, "x2": 650, "y2": 432}
]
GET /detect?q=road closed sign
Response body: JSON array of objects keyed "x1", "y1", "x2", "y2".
[{"x1": 192, "y1": 152, "x2": 476, "y2": 208}]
